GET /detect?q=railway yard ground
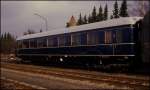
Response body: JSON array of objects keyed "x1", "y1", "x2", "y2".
[{"x1": 0, "y1": 55, "x2": 150, "y2": 89}]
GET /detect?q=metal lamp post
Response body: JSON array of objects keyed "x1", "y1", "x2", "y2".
[{"x1": 34, "y1": 13, "x2": 48, "y2": 31}]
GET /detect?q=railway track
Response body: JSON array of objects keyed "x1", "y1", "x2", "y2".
[{"x1": 1, "y1": 62, "x2": 150, "y2": 89}]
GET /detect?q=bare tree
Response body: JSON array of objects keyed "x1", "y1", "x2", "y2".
[
  {"x1": 128, "y1": 1, "x2": 150, "y2": 16},
  {"x1": 23, "y1": 29, "x2": 35, "y2": 35},
  {"x1": 40, "y1": 29, "x2": 43, "y2": 32}
]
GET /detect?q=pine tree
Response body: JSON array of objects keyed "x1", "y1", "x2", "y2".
[
  {"x1": 4, "y1": 32, "x2": 7, "y2": 40},
  {"x1": 119, "y1": 0, "x2": 129, "y2": 17},
  {"x1": 0, "y1": 34, "x2": 4, "y2": 52},
  {"x1": 92, "y1": 6, "x2": 97, "y2": 22},
  {"x1": 113, "y1": 0, "x2": 119, "y2": 18},
  {"x1": 0, "y1": 34, "x2": 3, "y2": 42},
  {"x1": 7, "y1": 33, "x2": 12, "y2": 53},
  {"x1": 104, "y1": 4, "x2": 108, "y2": 20},
  {"x1": 77, "y1": 13, "x2": 84, "y2": 25},
  {"x1": 88, "y1": 14, "x2": 92, "y2": 23},
  {"x1": 97, "y1": 5, "x2": 103, "y2": 21},
  {"x1": 110, "y1": 15, "x2": 114, "y2": 19},
  {"x1": 1, "y1": 33, "x2": 16, "y2": 54},
  {"x1": 83, "y1": 15, "x2": 87, "y2": 24}
]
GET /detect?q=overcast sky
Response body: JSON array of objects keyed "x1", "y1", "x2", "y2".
[{"x1": 0, "y1": 1, "x2": 143, "y2": 37}]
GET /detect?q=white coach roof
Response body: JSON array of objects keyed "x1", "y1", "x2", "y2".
[{"x1": 17, "y1": 17, "x2": 142, "y2": 40}]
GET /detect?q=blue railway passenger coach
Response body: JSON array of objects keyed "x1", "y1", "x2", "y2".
[{"x1": 16, "y1": 17, "x2": 143, "y2": 68}]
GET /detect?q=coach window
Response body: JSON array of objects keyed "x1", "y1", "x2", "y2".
[
  {"x1": 80, "y1": 32, "x2": 87, "y2": 45},
  {"x1": 72, "y1": 32, "x2": 87, "y2": 46},
  {"x1": 59, "y1": 35, "x2": 65, "y2": 47},
  {"x1": 98, "y1": 31, "x2": 104, "y2": 44},
  {"x1": 53, "y1": 36, "x2": 58, "y2": 47},
  {"x1": 59, "y1": 34, "x2": 71, "y2": 47},
  {"x1": 30, "y1": 39, "x2": 37, "y2": 48},
  {"x1": 116, "y1": 30, "x2": 122, "y2": 43},
  {"x1": 65, "y1": 34, "x2": 71, "y2": 46},
  {"x1": 122, "y1": 28, "x2": 131, "y2": 43},
  {"x1": 48, "y1": 36, "x2": 53, "y2": 47},
  {"x1": 37, "y1": 37, "x2": 47, "y2": 48},
  {"x1": 104, "y1": 31, "x2": 112, "y2": 44},
  {"x1": 87, "y1": 31, "x2": 97, "y2": 45},
  {"x1": 22, "y1": 39, "x2": 29, "y2": 48},
  {"x1": 48, "y1": 36, "x2": 58, "y2": 47},
  {"x1": 72, "y1": 33, "x2": 81, "y2": 46}
]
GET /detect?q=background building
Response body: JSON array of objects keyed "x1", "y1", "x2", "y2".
[{"x1": 66, "y1": 16, "x2": 77, "y2": 27}]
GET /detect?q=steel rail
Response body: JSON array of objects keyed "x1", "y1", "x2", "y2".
[{"x1": 1, "y1": 62, "x2": 149, "y2": 89}]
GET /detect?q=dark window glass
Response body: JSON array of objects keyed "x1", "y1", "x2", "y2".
[
  {"x1": 88, "y1": 31, "x2": 99, "y2": 45},
  {"x1": 30, "y1": 39, "x2": 37, "y2": 48},
  {"x1": 37, "y1": 37, "x2": 47, "y2": 48},
  {"x1": 59, "y1": 35, "x2": 65, "y2": 46},
  {"x1": 48, "y1": 37, "x2": 53, "y2": 47},
  {"x1": 87, "y1": 31, "x2": 97, "y2": 45},
  {"x1": 104, "y1": 31, "x2": 112, "y2": 44},
  {"x1": 72, "y1": 32, "x2": 87, "y2": 46},
  {"x1": 88, "y1": 30, "x2": 105, "y2": 45},
  {"x1": 72, "y1": 33, "x2": 80, "y2": 46},
  {"x1": 115, "y1": 30, "x2": 122, "y2": 43},
  {"x1": 53, "y1": 36, "x2": 58, "y2": 47},
  {"x1": 48, "y1": 36, "x2": 58, "y2": 47},
  {"x1": 80, "y1": 32, "x2": 87, "y2": 45},
  {"x1": 98, "y1": 31, "x2": 104, "y2": 44},
  {"x1": 122, "y1": 28, "x2": 132, "y2": 43},
  {"x1": 64, "y1": 34, "x2": 71, "y2": 46},
  {"x1": 22, "y1": 40, "x2": 29, "y2": 48},
  {"x1": 59, "y1": 34, "x2": 71, "y2": 47}
]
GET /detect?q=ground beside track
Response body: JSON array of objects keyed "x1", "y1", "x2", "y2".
[
  {"x1": 0, "y1": 78, "x2": 35, "y2": 90},
  {"x1": 1, "y1": 57, "x2": 149, "y2": 89},
  {"x1": 1, "y1": 68, "x2": 129, "y2": 89}
]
